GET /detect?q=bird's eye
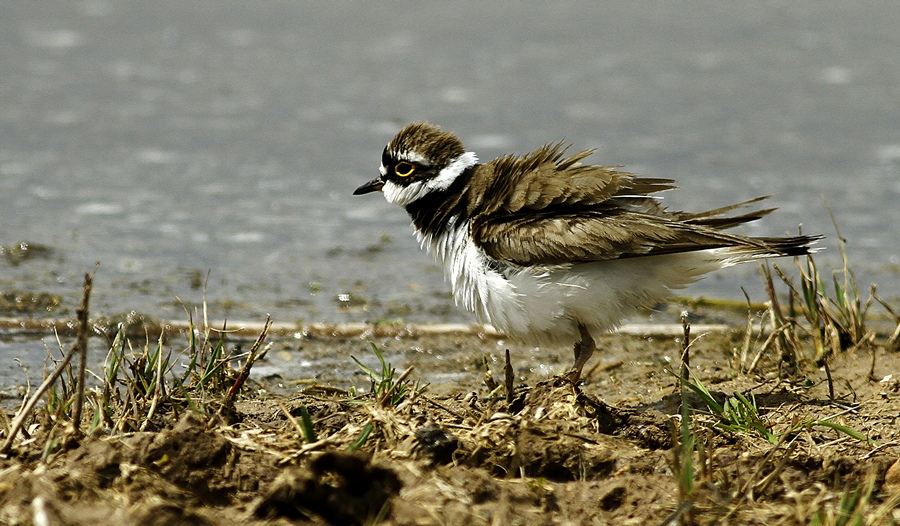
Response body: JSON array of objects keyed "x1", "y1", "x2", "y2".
[{"x1": 394, "y1": 162, "x2": 416, "y2": 177}]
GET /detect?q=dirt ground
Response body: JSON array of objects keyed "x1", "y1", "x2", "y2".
[{"x1": 1, "y1": 324, "x2": 900, "y2": 525}]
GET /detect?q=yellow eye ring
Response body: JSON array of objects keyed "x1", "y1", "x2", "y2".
[{"x1": 394, "y1": 162, "x2": 416, "y2": 177}]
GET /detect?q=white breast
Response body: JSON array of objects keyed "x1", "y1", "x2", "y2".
[
  {"x1": 416, "y1": 220, "x2": 731, "y2": 347},
  {"x1": 418, "y1": 220, "x2": 516, "y2": 325},
  {"x1": 417, "y1": 220, "x2": 580, "y2": 345}
]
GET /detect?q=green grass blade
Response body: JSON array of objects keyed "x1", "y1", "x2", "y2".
[
  {"x1": 681, "y1": 375, "x2": 724, "y2": 415},
  {"x1": 297, "y1": 405, "x2": 317, "y2": 443},
  {"x1": 349, "y1": 422, "x2": 374, "y2": 452},
  {"x1": 811, "y1": 420, "x2": 875, "y2": 445}
]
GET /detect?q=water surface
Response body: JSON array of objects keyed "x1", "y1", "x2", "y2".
[{"x1": 1, "y1": 2, "x2": 898, "y2": 329}]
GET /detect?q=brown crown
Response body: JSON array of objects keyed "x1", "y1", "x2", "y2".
[{"x1": 387, "y1": 122, "x2": 466, "y2": 167}]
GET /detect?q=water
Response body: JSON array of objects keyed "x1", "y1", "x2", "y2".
[{"x1": 1, "y1": 1, "x2": 899, "y2": 331}]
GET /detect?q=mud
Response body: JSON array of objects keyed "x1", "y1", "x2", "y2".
[{"x1": 1, "y1": 328, "x2": 900, "y2": 525}]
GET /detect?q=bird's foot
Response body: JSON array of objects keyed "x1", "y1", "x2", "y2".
[
  {"x1": 565, "y1": 367, "x2": 582, "y2": 384},
  {"x1": 568, "y1": 324, "x2": 596, "y2": 384}
]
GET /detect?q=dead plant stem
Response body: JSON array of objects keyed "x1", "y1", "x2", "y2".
[{"x1": 2, "y1": 268, "x2": 96, "y2": 453}]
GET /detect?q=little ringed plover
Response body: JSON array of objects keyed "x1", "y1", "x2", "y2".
[{"x1": 354, "y1": 122, "x2": 819, "y2": 382}]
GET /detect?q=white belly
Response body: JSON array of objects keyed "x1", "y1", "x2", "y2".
[{"x1": 420, "y1": 222, "x2": 730, "y2": 346}]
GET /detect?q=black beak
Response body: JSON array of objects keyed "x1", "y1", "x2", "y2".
[{"x1": 353, "y1": 177, "x2": 384, "y2": 195}]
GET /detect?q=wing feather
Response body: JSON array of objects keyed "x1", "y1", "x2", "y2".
[
  {"x1": 469, "y1": 146, "x2": 806, "y2": 266},
  {"x1": 473, "y1": 144, "x2": 676, "y2": 215}
]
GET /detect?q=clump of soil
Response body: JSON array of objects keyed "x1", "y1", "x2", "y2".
[{"x1": 1, "y1": 329, "x2": 900, "y2": 525}]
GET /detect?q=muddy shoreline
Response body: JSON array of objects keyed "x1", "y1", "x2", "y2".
[{"x1": 1, "y1": 317, "x2": 899, "y2": 525}]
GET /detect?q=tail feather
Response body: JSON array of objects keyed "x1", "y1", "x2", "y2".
[
  {"x1": 675, "y1": 196, "x2": 773, "y2": 227},
  {"x1": 718, "y1": 234, "x2": 822, "y2": 263},
  {"x1": 671, "y1": 196, "x2": 822, "y2": 261}
]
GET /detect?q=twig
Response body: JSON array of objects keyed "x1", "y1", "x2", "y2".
[
  {"x1": 504, "y1": 349, "x2": 514, "y2": 405},
  {"x1": 656, "y1": 501, "x2": 693, "y2": 526},
  {"x1": 1, "y1": 269, "x2": 96, "y2": 453},
  {"x1": 739, "y1": 289, "x2": 754, "y2": 371},
  {"x1": 70, "y1": 265, "x2": 98, "y2": 434},
  {"x1": 740, "y1": 432, "x2": 793, "y2": 499},
  {"x1": 752, "y1": 440, "x2": 798, "y2": 496},
  {"x1": 868, "y1": 343, "x2": 878, "y2": 382},
  {"x1": 225, "y1": 316, "x2": 273, "y2": 404},
  {"x1": 680, "y1": 312, "x2": 691, "y2": 392},
  {"x1": 676, "y1": 312, "x2": 695, "y2": 525},
  {"x1": 823, "y1": 360, "x2": 835, "y2": 400},
  {"x1": 424, "y1": 397, "x2": 465, "y2": 420}
]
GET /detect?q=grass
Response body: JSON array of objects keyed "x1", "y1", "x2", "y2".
[
  {"x1": 351, "y1": 342, "x2": 421, "y2": 407},
  {"x1": 0, "y1": 276, "x2": 422, "y2": 476},
  {"x1": 682, "y1": 372, "x2": 874, "y2": 446},
  {"x1": 0, "y1": 271, "x2": 273, "y2": 456},
  {"x1": 734, "y1": 217, "x2": 900, "y2": 414},
  {"x1": 809, "y1": 470, "x2": 900, "y2": 526},
  {"x1": 665, "y1": 228, "x2": 898, "y2": 525},
  {"x1": 757, "y1": 220, "x2": 896, "y2": 372},
  {"x1": 279, "y1": 400, "x2": 318, "y2": 444}
]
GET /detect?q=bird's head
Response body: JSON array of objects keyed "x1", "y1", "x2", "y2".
[{"x1": 354, "y1": 122, "x2": 478, "y2": 207}]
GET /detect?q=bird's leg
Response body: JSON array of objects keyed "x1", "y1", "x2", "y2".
[{"x1": 566, "y1": 324, "x2": 595, "y2": 383}]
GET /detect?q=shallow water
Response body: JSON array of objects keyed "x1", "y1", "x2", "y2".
[{"x1": 1, "y1": 2, "x2": 898, "y2": 331}]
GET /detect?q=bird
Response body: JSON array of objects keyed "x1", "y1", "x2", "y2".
[{"x1": 354, "y1": 122, "x2": 819, "y2": 382}]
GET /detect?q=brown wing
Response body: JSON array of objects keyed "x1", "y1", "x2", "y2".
[
  {"x1": 469, "y1": 146, "x2": 786, "y2": 266},
  {"x1": 467, "y1": 143, "x2": 676, "y2": 216},
  {"x1": 473, "y1": 209, "x2": 775, "y2": 266}
]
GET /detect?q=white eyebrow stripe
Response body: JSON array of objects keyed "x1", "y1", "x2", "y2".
[{"x1": 394, "y1": 150, "x2": 431, "y2": 165}]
